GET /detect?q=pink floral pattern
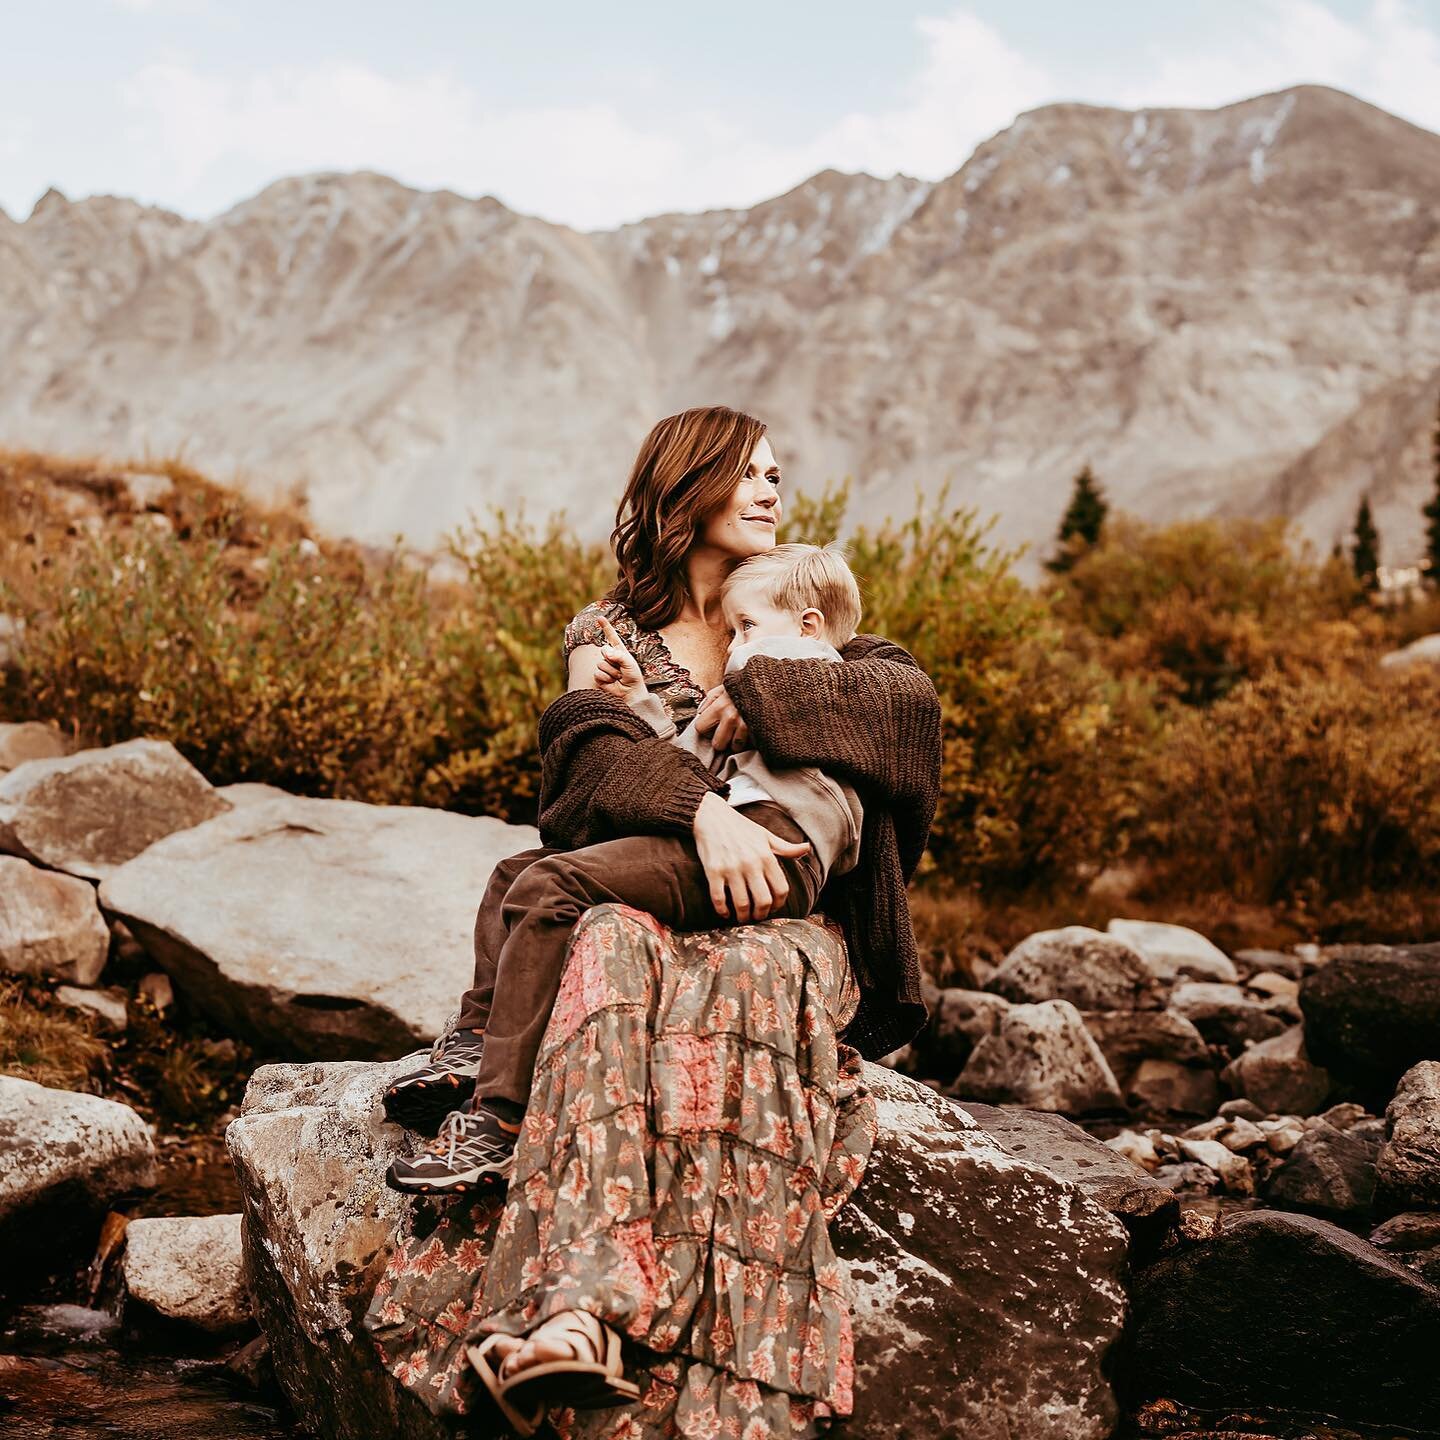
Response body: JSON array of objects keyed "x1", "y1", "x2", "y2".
[{"x1": 366, "y1": 902, "x2": 876, "y2": 1438}]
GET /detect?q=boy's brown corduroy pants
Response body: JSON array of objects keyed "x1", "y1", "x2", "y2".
[{"x1": 454, "y1": 800, "x2": 823, "y2": 1108}]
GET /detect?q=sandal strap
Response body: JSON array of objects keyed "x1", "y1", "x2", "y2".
[{"x1": 503, "y1": 1308, "x2": 609, "y2": 1377}]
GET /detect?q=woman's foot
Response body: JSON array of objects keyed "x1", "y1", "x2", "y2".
[{"x1": 494, "y1": 1309, "x2": 639, "y2": 1410}]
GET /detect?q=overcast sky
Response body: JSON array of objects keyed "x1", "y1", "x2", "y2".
[{"x1": 4, "y1": 0, "x2": 1440, "y2": 229}]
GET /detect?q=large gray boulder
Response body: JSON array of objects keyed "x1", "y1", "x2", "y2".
[
  {"x1": 0, "y1": 855, "x2": 110, "y2": 984},
  {"x1": 122, "y1": 1212, "x2": 250, "y2": 1331},
  {"x1": 0, "y1": 1077, "x2": 156, "y2": 1244},
  {"x1": 100, "y1": 793, "x2": 539, "y2": 1059},
  {"x1": 0, "y1": 737, "x2": 229, "y2": 880},
  {"x1": 988, "y1": 926, "x2": 1165, "y2": 1011},
  {"x1": 227, "y1": 1059, "x2": 1131, "y2": 1440},
  {"x1": 955, "y1": 998, "x2": 1125, "y2": 1115}
]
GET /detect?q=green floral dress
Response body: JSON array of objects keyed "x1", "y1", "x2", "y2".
[{"x1": 366, "y1": 899, "x2": 876, "y2": 1438}]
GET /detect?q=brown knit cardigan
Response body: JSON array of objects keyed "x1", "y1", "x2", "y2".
[{"x1": 535, "y1": 633, "x2": 942, "y2": 1060}]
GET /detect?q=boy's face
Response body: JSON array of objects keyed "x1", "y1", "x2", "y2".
[{"x1": 722, "y1": 579, "x2": 822, "y2": 656}]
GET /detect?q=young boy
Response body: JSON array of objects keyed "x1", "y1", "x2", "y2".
[{"x1": 385, "y1": 544, "x2": 864, "y2": 1194}]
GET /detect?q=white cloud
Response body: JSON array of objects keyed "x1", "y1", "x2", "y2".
[
  {"x1": 107, "y1": 10, "x2": 1052, "y2": 228},
  {"x1": 15, "y1": 2, "x2": 1440, "y2": 228},
  {"x1": 1115, "y1": 0, "x2": 1440, "y2": 133}
]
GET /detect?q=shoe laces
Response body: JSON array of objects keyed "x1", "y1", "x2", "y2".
[{"x1": 429, "y1": 1107, "x2": 485, "y2": 1166}]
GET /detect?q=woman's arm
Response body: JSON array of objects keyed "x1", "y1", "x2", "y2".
[{"x1": 546, "y1": 645, "x2": 810, "y2": 920}]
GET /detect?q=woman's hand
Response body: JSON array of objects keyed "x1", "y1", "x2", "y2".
[
  {"x1": 692, "y1": 792, "x2": 810, "y2": 923},
  {"x1": 692, "y1": 684, "x2": 750, "y2": 752}
]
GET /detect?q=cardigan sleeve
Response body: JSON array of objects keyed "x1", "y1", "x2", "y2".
[{"x1": 721, "y1": 634, "x2": 941, "y2": 802}]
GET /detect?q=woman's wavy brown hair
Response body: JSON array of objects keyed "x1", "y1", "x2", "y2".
[{"x1": 604, "y1": 405, "x2": 769, "y2": 630}]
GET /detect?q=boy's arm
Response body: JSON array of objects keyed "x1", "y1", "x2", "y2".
[{"x1": 625, "y1": 687, "x2": 677, "y2": 740}]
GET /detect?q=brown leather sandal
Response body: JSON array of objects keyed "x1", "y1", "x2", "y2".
[
  {"x1": 467, "y1": 1333, "x2": 544, "y2": 1437},
  {"x1": 499, "y1": 1308, "x2": 640, "y2": 1415}
]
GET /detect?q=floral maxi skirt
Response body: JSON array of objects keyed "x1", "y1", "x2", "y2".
[{"x1": 367, "y1": 901, "x2": 878, "y2": 1439}]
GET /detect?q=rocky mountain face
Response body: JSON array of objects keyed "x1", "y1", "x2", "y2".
[{"x1": 3, "y1": 84, "x2": 1438, "y2": 567}]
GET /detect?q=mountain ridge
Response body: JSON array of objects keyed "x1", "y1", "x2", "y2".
[{"x1": 3, "y1": 83, "x2": 1437, "y2": 567}]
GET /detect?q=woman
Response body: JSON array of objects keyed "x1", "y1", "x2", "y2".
[{"x1": 368, "y1": 406, "x2": 942, "y2": 1437}]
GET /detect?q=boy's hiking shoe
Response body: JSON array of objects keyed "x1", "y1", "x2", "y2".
[
  {"x1": 382, "y1": 1026, "x2": 487, "y2": 1134},
  {"x1": 385, "y1": 1106, "x2": 518, "y2": 1195}
]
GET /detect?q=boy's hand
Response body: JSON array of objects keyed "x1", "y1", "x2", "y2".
[
  {"x1": 694, "y1": 684, "x2": 750, "y2": 752},
  {"x1": 593, "y1": 616, "x2": 647, "y2": 698}
]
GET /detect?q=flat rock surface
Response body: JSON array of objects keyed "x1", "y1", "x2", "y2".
[
  {"x1": 0, "y1": 737, "x2": 229, "y2": 880},
  {"x1": 228, "y1": 1057, "x2": 1130, "y2": 1440},
  {"x1": 100, "y1": 793, "x2": 540, "y2": 1059},
  {"x1": 123, "y1": 1212, "x2": 250, "y2": 1331},
  {"x1": 0, "y1": 1076, "x2": 156, "y2": 1242}
]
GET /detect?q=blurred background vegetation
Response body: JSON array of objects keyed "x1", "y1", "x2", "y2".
[{"x1": 4, "y1": 445, "x2": 1440, "y2": 1007}]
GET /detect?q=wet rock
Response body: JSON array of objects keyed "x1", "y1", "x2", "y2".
[
  {"x1": 54, "y1": 984, "x2": 128, "y2": 1034},
  {"x1": 1125, "y1": 1059, "x2": 1219, "y2": 1118},
  {"x1": 1127, "y1": 1210, "x2": 1440, "y2": 1429},
  {"x1": 954, "y1": 998, "x2": 1125, "y2": 1115},
  {"x1": 987, "y1": 926, "x2": 1165, "y2": 1011},
  {"x1": 100, "y1": 792, "x2": 540, "y2": 1059},
  {"x1": 0, "y1": 737, "x2": 229, "y2": 880},
  {"x1": 1106, "y1": 919, "x2": 1238, "y2": 984},
  {"x1": 951, "y1": 1099, "x2": 1178, "y2": 1256},
  {"x1": 1376, "y1": 1061, "x2": 1440, "y2": 1208},
  {"x1": 906, "y1": 986, "x2": 1008, "y2": 1083},
  {"x1": 0, "y1": 1077, "x2": 156, "y2": 1251},
  {"x1": 1081, "y1": 1008, "x2": 1209, "y2": 1082},
  {"x1": 0, "y1": 856, "x2": 109, "y2": 984},
  {"x1": 228, "y1": 1058, "x2": 1130, "y2": 1440},
  {"x1": 122, "y1": 1213, "x2": 249, "y2": 1332},
  {"x1": 1169, "y1": 981, "x2": 1288, "y2": 1053},
  {"x1": 1264, "y1": 1119, "x2": 1382, "y2": 1219},
  {"x1": 1220, "y1": 1025, "x2": 1331, "y2": 1116},
  {"x1": 0, "y1": 721, "x2": 70, "y2": 774},
  {"x1": 1299, "y1": 942, "x2": 1440, "y2": 1094}
]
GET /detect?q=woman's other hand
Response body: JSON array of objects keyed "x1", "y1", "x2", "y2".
[
  {"x1": 692, "y1": 684, "x2": 751, "y2": 752},
  {"x1": 692, "y1": 792, "x2": 810, "y2": 923}
]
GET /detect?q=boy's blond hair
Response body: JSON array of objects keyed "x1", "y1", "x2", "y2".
[{"x1": 721, "y1": 543, "x2": 863, "y2": 649}]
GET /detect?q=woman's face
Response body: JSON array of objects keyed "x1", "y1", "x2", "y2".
[{"x1": 695, "y1": 436, "x2": 783, "y2": 559}]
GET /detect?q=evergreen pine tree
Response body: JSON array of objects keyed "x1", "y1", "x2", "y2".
[
  {"x1": 1047, "y1": 464, "x2": 1108, "y2": 574},
  {"x1": 1351, "y1": 495, "x2": 1381, "y2": 592},
  {"x1": 1424, "y1": 390, "x2": 1440, "y2": 584}
]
